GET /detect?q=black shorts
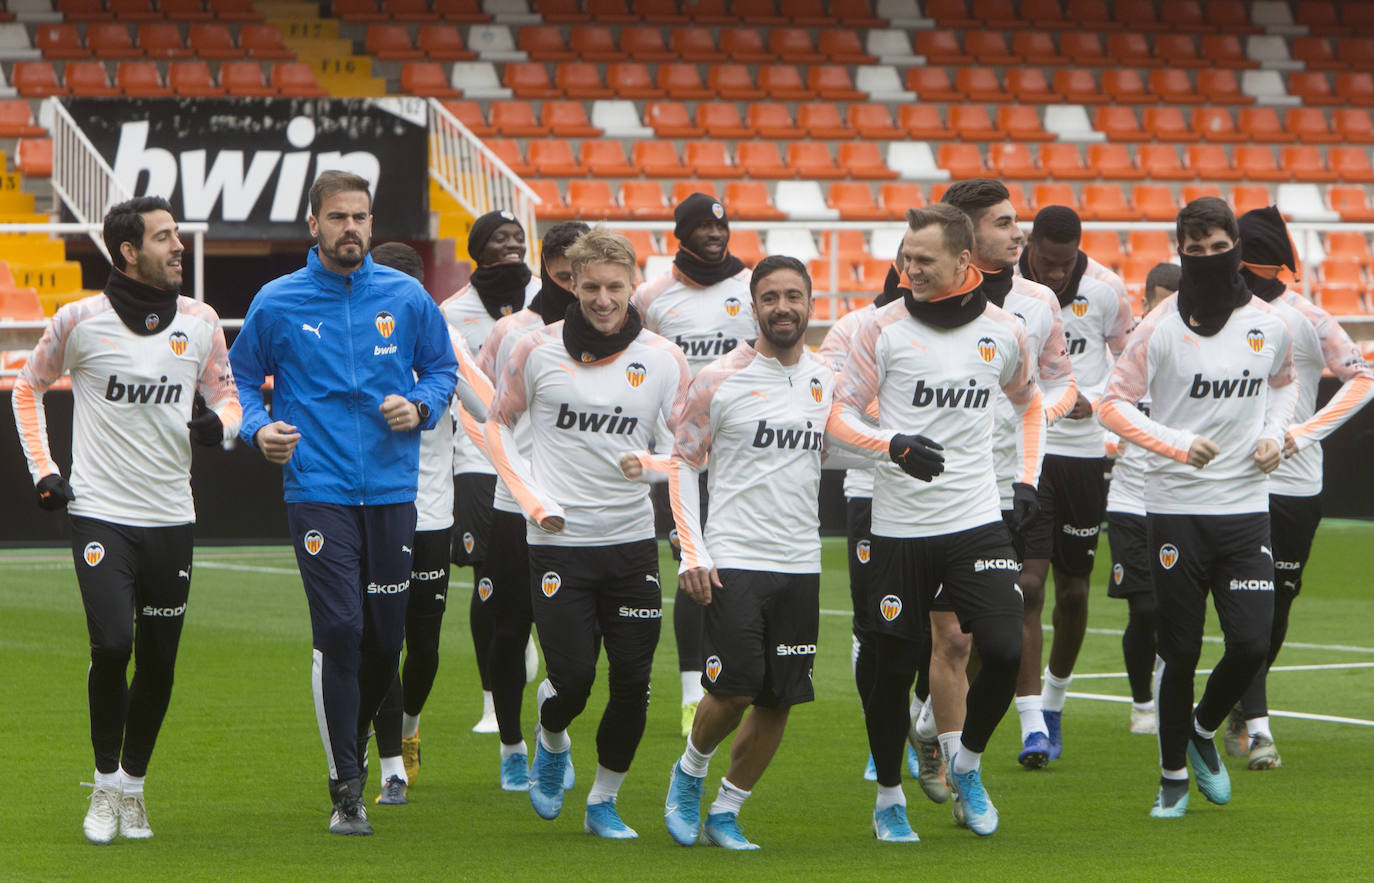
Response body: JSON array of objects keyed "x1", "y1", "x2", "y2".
[
  {"x1": 702, "y1": 569, "x2": 819, "y2": 708},
  {"x1": 1269, "y1": 493, "x2": 1322, "y2": 598},
  {"x1": 484, "y1": 508, "x2": 533, "y2": 625},
  {"x1": 869, "y1": 523, "x2": 1024, "y2": 640},
  {"x1": 1023, "y1": 454, "x2": 1107, "y2": 576},
  {"x1": 408, "y1": 528, "x2": 450, "y2": 618},
  {"x1": 1000, "y1": 509, "x2": 1026, "y2": 562},
  {"x1": 451, "y1": 473, "x2": 496, "y2": 566},
  {"x1": 846, "y1": 496, "x2": 875, "y2": 641},
  {"x1": 1106, "y1": 511, "x2": 1152, "y2": 599},
  {"x1": 1148, "y1": 512, "x2": 1275, "y2": 647}
]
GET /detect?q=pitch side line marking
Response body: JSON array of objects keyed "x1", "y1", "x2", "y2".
[
  {"x1": 1075, "y1": 661, "x2": 1374, "y2": 679},
  {"x1": 1068, "y1": 691, "x2": 1374, "y2": 728}
]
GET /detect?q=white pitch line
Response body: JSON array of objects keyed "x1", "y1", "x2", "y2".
[
  {"x1": 1068, "y1": 691, "x2": 1374, "y2": 728},
  {"x1": 1074, "y1": 661, "x2": 1374, "y2": 679}
]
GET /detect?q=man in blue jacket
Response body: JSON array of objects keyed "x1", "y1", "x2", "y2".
[{"x1": 229, "y1": 170, "x2": 457, "y2": 836}]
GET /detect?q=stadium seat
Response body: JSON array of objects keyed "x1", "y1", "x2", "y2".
[
  {"x1": 0, "y1": 287, "x2": 44, "y2": 320},
  {"x1": 1102, "y1": 69, "x2": 1154, "y2": 104},
  {"x1": 1199, "y1": 33, "x2": 1255, "y2": 68},
  {"x1": 400, "y1": 62, "x2": 460, "y2": 96},
  {"x1": 642, "y1": 101, "x2": 695, "y2": 137},
  {"x1": 949, "y1": 105, "x2": 998, "y2": 140},
  {"x1": 1061, "y1": 31, "x2": 1109, "y2": 65},
  {"x1": 1012, "y1": 31, "x2": 1064, "y2": 66},
  {"x1": 1192, "y1": 107, "x2": 1245, "y2": 143},
  {"x1": 744, "y1": 103, "x2": 799, "y2": 139},
  {"x1": 633, "y1": 140, "x2": 688, "y2": 177},
  {"x1": 116, "y1": 60, "x2": 171, "y2": 96},
  {"x1": 1207, "y1": 0, "x2": 1259, "y2": 31},
  {"x1": 581, "y1": 140, "x2": 638, "y2": 176},
  {"x1": 479, "y1": 138, "x2": 528, "y2": 176},
  {"x1": 1325, "y1": 231, "x2": 1372, "y2": 267},
  {"x1": 1334, "y1": 109, "x2": 1374, "y2": 144},
  {"x1": 786, "y1": 0, "x2": 838, "y2": 25},
  {"x1": 760, "y1": 65, "x2": 813, "y2": 100},
  {"x1": 724, "y1": 181, "x2": 786, "y2": 219},
  {"x1": 820, "y1": 30, "x2": 876, "y2": 64},
  {"x1": 15, "y1": 137, "x2": 53, "y2": 177},
  {"x1": 709, "y1": 65, "x2": 764, "y2": 100},
  {"x1": 1138, "y1": 144, "x2": 1192, "y2": 180},
  {"x1": 1150, "y1": 69, "x2": 1203, "y2": 104},
  {"x1": 956, "y1": 67, "x2": 1010, "y2": 102},
  {"x1": 1337, "y1": 37, "x2": 1374, "y2": 70},
  {"x1": 556, "y1": 63, "x2": 613, "y2": 98},
  {"x1": 1007, "y1": 68, "x2": 1058, "y2": 104},
  {"x1": 543, "y1": 101, "x2": 599, "y2": 137},
  {"x1": 989, "y1": 143, "x2": 1040, "y2": 179},
  {"x1": 1182, "y1": 184, "x2": 1224, "y2": 204},
  {"x1": 731, "y1": 0, "x2": 786, "y2": 24},
  {"x1": 684, "y1": 142, "x2": 740, "y2": 178},
  {"x1": 657, "y1": 64, "x2": 711, "y2": 99},
  {"x1": 583, "y1": 0, "x2": 637, "y2": 22},
  {"x1": 671, "y1": 180, "x2": 719, "y2": 205},
  {"x1": 270, "y1": 62, "x2": 326, "y2": 97},
  {"x1": 907, "y1": 67, "x2": 963, "y2": 101},
  {"x1": 1127, "y1": 229, "x2": 1173, "y2": 263},
  {"x1": 769, "y1": 27, "x2": 824, "y2": 63},
  {"x1": 1143, "y1": 107, "x2": 1192, "y2": 142},
  {"x1": 1329, "y1": 185, "x2": 1374, "y2": 221},
  {"x1": 0, "y1": 100, "x2": 45, "y2": 137},
  {"x1": 442, "y1": 100, "x2": 493, "y2": 135},
  {"x1": 187, "y1": 23, "x2": 242, "y2": 58},
  {"x1": 827, "y1": 182, "x2": 886, "y2": 220},
  {"x1": 1081, "y1": 183, "x2": 1133, "y2": 221},
  {"x1": 1231, "y1": 184, "x2": 1272, "y2": 216},
  {"x1": 787, "y1": 142, "x2": 844, "y2": 179},
  {"x1": 208, "y1": 0, "x2": 265, "y2": 19},
  {"x1": 938, "y1": 143, "x2": 989, "y2": 178},
  {"x1": 1239, "y1": 106, "x2": 1286, "y2": 143},
  {"x1": 367, "y1": 24, "x2": 422, "y2": 60},
  {"x1": 1329, "y1": 146, "x2": 1374, "y2": 183},
  {"x1": 520, "y1": 140, "x2": 577, "y2": 177},
  {"x1": 168, "y1": 60, "x2": 224, "y2": 95},
  {"x1": 241, "y1": 25, "x2": 293, "y2": 58},
  {"x1": 1032, "y1": 182, "x2": 1079, "y2": 212},
  {"x1": 570, "y1": 25, "x2": 625, "y2": 61},
  {"x1": 1295, "y1": 1, "x2": 1346, "y2": 36},
  {"x1": 1088, "y1": 143, "x2": 1143, "y2": 179},
  {"x1": 137, "y1": 23, "x2": 192, "y2": 58},
  {"x1": 1080, "y1": 230, "x2": 1124, "y2": 269},
  {"x1": 719, "y1": 27, "x2": 772, "y2": 62},
  {"x1": 849, "y1": 104, "x2": 903, "y2": 140},
  {"x1": 1292, "y1": 35, "x2": 1341, "y2": 69},
  {"x1": 799, "y1": 103, "x2": 854, "y2": 139},
  {"x1": 1055, "y1": 69, "x2": 1106, "y2": 104},
  {"x1": 607, "y1": 62, "x2": 663, "y2": 98},
  {"x1": 731, "y1": 141, "x2": 790, "y2": 179},
  {"x1": 1156, "y1": 34, "x2": 1204, "y2": 67},
  {"x1": 998, "y1": 105, "x2": 1051, "y2": 140},
  {"x1": 1283, "y1": 109, "x2": 1338, "y2": 146},
  {"x1": 926, "y1": 0, "x2": 978, "y2": 26},
  {"x1": 879, "y1": 182, "x2": 925, "y2": 219},
  {"x1": 1104, "y1": 32, "x2": 1160, "y2": 67},
  {"x1": 899, "y1": 105, "x2": 947, "y2": 140},
  {"x1": 1132, "y1": 184, "x2": 1178, "y2": 221},
  {"x1": 670, "y1": 27, "x2": 723, "y2": 61},
  {"x1": 160, "y1": 0, "x2": 213, "y2": 18},
  {"x1": 1288, "y1": 71, "x2": 1338, "y2": 105},
  {"x1": 620, "y1": 180, "x2": 671, "y2": 219},
  {"x1": 518, "y1": 25, "x2": 572, "y2": 60},
  {"x1": 1040, "y1": 142, "x2": 1093, "y2": 179},
  {"x1": 619, "y1": 25, "x2": 674, "y2": 61},
  {"x1": 34, "y1": 24, "x2": 89, "y2": 58},
  {"x1": 681, "y1": 0, "x2": 731, "y2": 23},
  {"x1": 1120, "y1": 0, "x2": 1173, "y2": 30},
  {"x1": 689, "y1": 102, "x2": 746, "y2": 138},
  {"x1": 86, "y1": 23, "x2": 141, "y2": 57},
  {"x1": 65, "y1": 61, "x2": 119, "y2": 96},
  {"x1": 410, "y1": 25, "x2": 471, "y2": 58},
  {"x1": 1185, "y1": 144, "x2": 1238, "y2": 180},
  {"x1": 809, "y1": 65, "x2": 865, "y2": 100},
  {"x1": 1336, "y1": 72, "x2": 1374, "y2": 106},
  {"x1": 914, "y1": 29, "x2": 971, "y2": 65},
  {"x1": 839, "y1": 143, "x2": 897, "y2": 180},
  {"x1": 384, "y1": 0, "x2": 440, "y2": 20},
  {"x1": 333, "y1": 0, "x2": 386, "y2": 21},
  {"x1": 1198, "y1": 68, "x2": 1253, "y2": 104},
  {"x1": 505, "y1": 61, "x2": 559, "y2": 97},
  {"x1": 524, "y1": 180, "x2": 571, "y2": 220},
  {"x1": 565, "y1": 180, "x2": 617, "y2": 219},
  {"x1": 490, "y1": 101, "x2": 546, "y2": 136},
  {"x1": 778, "y1": 181, "x2": 837, "y2": 220},
  {"x1": 55, "y1": 0, "x2": 111, "y2": 20},
  {"x1": 1021, "y1": 0, "x2": 1066, "y2": 28},
  {"x1": 967, "y1": 30, "x2": 1018, "y2": 65},
  {"x1": 1234, "y1": 145, "x2": 1287, "y2": 181}
]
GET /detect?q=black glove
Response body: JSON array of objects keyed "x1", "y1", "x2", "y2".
[
  {"x1": 187, "y1": 409, "x2": 224, "y2": 447},
  {"x1": 888, "y1": 433, "x2": 945, "y2": 482},
  {"x1": 1009, "y1": 482, "x2": 1039, "y2": 533},
  {"x1": 36, "y1": 474, "x2": 75, "y2": 511}
]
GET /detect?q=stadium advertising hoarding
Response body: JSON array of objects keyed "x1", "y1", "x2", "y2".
[{"x1": 63, "y1": 97, "x2": 429, "y2": 240}]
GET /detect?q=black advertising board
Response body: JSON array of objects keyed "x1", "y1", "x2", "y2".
[{"x1": 63, "y1": 97, "x2": 429, "y2": 239}]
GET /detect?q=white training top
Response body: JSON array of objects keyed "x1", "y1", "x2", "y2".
[
  {"x1": 632, "y1": 267, "x2": 758, "y2": 376},
  {"x1": 817, "y1": 304, "x2": 878, "y2": 500}
]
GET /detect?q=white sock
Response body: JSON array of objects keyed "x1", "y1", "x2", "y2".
[
  {"x1": 118, "y1": 767, "x2": 143, "y2": 795},
  {"x1": 586, "y1": 765, "x2": 626, "y2": 805},
  {"x1": 1162, "y1": 767, "x2": 1188, "y2": 781},
  {"x1": 680, "y1": 735, "x2": 714, "y2": 778},
  {"x1": 1131, "y1": 701, "x2": 1154, "y2": 715},
  {"x1": 914, "y1": 698, "x2": 937, "y2": 741},
  {"x1": 536, "y1": 678, "x2": 557, "y2": 717},
  {"x1": 500, "y1": 740, "x2": 527, "y2": 760},
  {"x1": 402, "y1": 713, "x2": 421, "y2": 740},
  {"x1": 540, "y1": 726, "x2": 570, "y2": 753},
  {"x1": 709, "y1": 778, "x2": 750, "y2": 816},
  {"x1": 1016, "y1": 694, "x2": 1047, "y2": 740},
  {"x1": 1247, "y1": 715, "x2": 1272, "y2": 741},
  {"x1": 380, "y1": 754, "x2": 406, "y2": 784},
  {"x1": 95, "y1": 769, "x2": 120, "y2": 790},
  {"x1": 481, "y1": 690, "x2": 495, "y2": 715},
  {"x1": 951, "y1": 742, "x2": 981, "y2": 775},
  {"x1": 1042, "y1": 667, "x2": 1071, "y2": 712},
  {"x1": 875, "y1": 784, "x2": 905, "y2": 811},
  {"x1": 1193, "y1": 714, "x2": 1216, "y2": 741},
  {"x1": 938, "y1": 731, "x2": 962, "y2": 767},
  {"x1": 681, "y1": 671, "x2": 704, "y2": 706}
]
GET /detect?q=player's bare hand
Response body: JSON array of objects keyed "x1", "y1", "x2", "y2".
[
  {"x1": 381, "y1": 394, "x2": 420, "y2": 432},
  {"x1": 1283, "y1": 430, "x2": 1299, "y2": 458},
  {"x1": 619, "y1": 452, "x2": 644, "y2": 479},
  {"x1": 1253, "y1": 438, "x2": 1281, "y2": 474},
  {"x1": 538, "y1": 515, "x2": 565, "y2": 533},
  {"x1": 1187, "y1": 436, "x2": 1220, "y2": 468},
  {"x1": 255, "y1": 421, "x2": 300, "y2": 465},
  {"x1": 680, "y1": 566, "x2": 721, "y2": 606},
  {"x1": 1067, "y1": 392, "x2": 1094, "y2": 420}
]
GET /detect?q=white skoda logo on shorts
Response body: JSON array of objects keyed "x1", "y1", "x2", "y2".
[
  {"x1": 705, "y1": 655, "x2": 722, "y2": 682},
  {"x1": 304, "y1": 530, "x2": 324, "y2": 556},
  {"x1": 1159, "y1": 544, "x2": 1180, "y2": 570},
  {"x1": 477, "y1": 577, "x2": 493, "y2": 602},
  {"x1": 856, "y1": 539, "x2": 871, "y2": 564},
  {"x1": 879, "y1": 594, "x2": 902, "y2": 622},
  {"x1": 83, "y1": 542, "x2": 105, "y2": 567},
  {"x1": 540, "y1": 571, "x2": 561, "y2": 598}
]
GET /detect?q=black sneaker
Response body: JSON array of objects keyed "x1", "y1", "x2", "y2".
[{"x1": 328, "y1": 776, "x2": 373, "y2": 836}]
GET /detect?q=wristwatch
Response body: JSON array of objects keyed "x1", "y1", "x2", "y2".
[{"x1": 411, "y1": 400, "x2": 430, "y2": 423}]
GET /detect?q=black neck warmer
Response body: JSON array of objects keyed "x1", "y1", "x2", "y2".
[
  {"x1": 980, "y1": 265, "x2": 1014, "y2": 308},
  {"x1": 877, "y1": 263, "x2": 905, "y2": 306},
  {"x1": 673, "y1": 247, "x2": 747, "y2": 288},
  {"x1": 1020, "y1": 247, "x2": 1089, "y2": 308},
  {"x1": 469, "y1": 262, "x2": 531, "y2": 319},
  {"x1": 1177, "y1": 246, "x2": 1252, "y2": 337},
  {"x1": 104, "y1": 269, "x2": 178, "y2": 335},
  {"x1": 1240, "y1": 267, "x2": 1285, "y2": 302},
  {"x1": 562, "y1": 303, "x2": 644, "y2": 363},
  {"x1": 903, "y1": 267, "x2": 988, "y2": 330},
  {"x1": 530, "y1": 264, "x2": 575, "y2": 325}
]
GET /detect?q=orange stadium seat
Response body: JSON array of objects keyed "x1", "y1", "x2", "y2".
[
  {"x1": 620, "y1": 26, "x2": 674, "y2": 61},
  {"x1": 518, "y1": 26, "x2": 573, "y2": 60},
  {"x1": 1337, "y1": 37, "x2": 1374, "y2": 70},
  {"x1": 1132, "y1": 184, "x2": 1178, "y2": 221},
  {"x1": 490, "y1": 101, "x2": 547, "y2": 136},
  {"x1": 417, "y1": 25, "x2": 475, "y2": 60},
  {"x1": 207, "y1": 0, "x2": 265, "y2": 20},
  {"x1": 543, "y1": 101, "x2": 600, "y2": 136},
  {"x1": 55, "y1": 0, "x2": 112, "y2": 20},
  {"x1": 1032, "y1": 182, "x2": 1079, "y2": 212},
  {"x1": 853, "y1": 257, "x2": 893, "y2": 291},
  {"x1": 709, "y1": 65, "x2": 765, "y2": 100},
  {"x1": 607, "y1": 62, "x2": 664, "y2": 98},
  {"x1": 1080, "y1": 230, "x2": 1124, "y2": 269},
  {"x1": 1200, "y1": 33, "x2": 1255, "y2": 68},
  {"x1": 1102, "y1": 69, "x2": 1154, "y2": 104},
  {"x1": 168, "y1": 60, "x2": 225, "y2": 95},
  {"x1": 86, "y1": 23, "x2": 141, "y2": 57},
  {"x1": 1012, "y1": 31, "x2": 1062, "y2": 65},
  {"x1": 1239, "y1": 107, "x2": 1286, "y2": 143},
  {"x1": 620, "y1": 181, "x2": 672, "y2": 219},
  {"x1": 1182, "y1": 184, "x2": 1224, "y2": 204},
  {"x1": 443, "y1": 100, "x2": 493, "y2": 135},
  {"x1": 1150, "y1": 69, "x2": 1203, "y2": 103},
  {"x1": 786, "y1": 0, "x2": 837, "y2": 25},
  {"x1": 1138, "y1": 143, "x2": 1192, "y2": 179},
  {"x1": 584, "y1": 0, "x2": 637, "y2": 22},
  {"x1": 1198, "y1": 69, "x2": 1253, "y2": 104},
  {"x1": 116, "y1": 60, "x2": 171, "y2": 96},
  {"x1": 817, "y1": 229, "x2": 869, "y2": 265},
  {"x1": 480, "y1": 139, "x2": 529, "y2": 176},
  {"x1": 828, "y1": 182, "x2": 887, "y2": 220},
  {"x1": 161, "y1": 0, "x2": 212, "y2": 18},
  {"x1": 333, "y1": 0, "x2": 386, "y2": 22},
  {"x1": 799, "y1": 103, "x2": 854, "y2": 139},
  {"x1": 950, "y1": 105, "x2": 998, "y2": 139},
  {"x1": 530, "y1": 180, "x2": 573, "y2": 220},
  {"x1": 34, "y1": 24, "x2": 90, "y2": 58},
  {"x1": 838, "y1": 143, "x2": 897, "y2": 180},
  {"x1": 1088, "y1": 143, "x2": 1144, "y2": 179},
  {"x1": 760, "y1": 65, "x2": 813, "y2": 100},
  {"x1": 1329, "y1": 146, "x2": 1374, "y2": 183},
  {"x1": 528, "y1": 140, "x2": 582, "y2": 177},
  {"x1": 1292, "y1": 35, "x2": 1341, "y2": 69},
  {"x1": 570, "y1": 26, "x2": 625, "y2": 62},
  {"x1": 1289, "y1": 72, "x2": 1338, "y2": 105},
  {"x1": 719, "y1": 27, "x2": 773, "y2": 63},
  {"x1": 1329, "y1": 185, "x2": 1374, "y2": 221},
  {"x1": 0, "y1": 288, "x2": 45, "y2": 320},
  {"x1": 138, "y1": 23, "x2": 192, "y2": 58},
  {"x1": 820, "y1": 30, "x2": 875, "y2": 64},
  {"x1": 66, "y1": 61, "x2": 121, "y2": 96},
  {"x1": 383, "y1": 0, "x2": 439, "y2": 20},
  {"x1": 634, "y1": 0, "x2": 688, "y2": 24},
  {"x1": 1081, "y1": 183, "x2": 1133, "y2": 221},
  {"x1": 1055, "y1": 69, "x2": 1106, "y2": 104},
  {"x1": 684, "y1": 0, "x2": 731, "y2": 23},
  {"x1": 726, "y1": 229, "x2": 765, "y2": 265},
  {"x1": 556, "y1": 63, "x2": 614, "y2": 99},
  {"x1": 809, "y1": 65, "x2": 864, "y2": 101},
  {"x1": 1127, "y1": 230, "x2": 1172, "y2": 263},
  {"x1": 1143, "y1": 107, "x2": 1192, "y2": 142},
  {"x1": 1230, "y1": 184, "x2": 1272, "y2": 216},
  {"x1": 15, "y1": 137, "x2": 54, "y2": 177},
  {"x1": 926, "y1": 0, "x2": 977, "y2": 26},
  {"x1": 1021, "y1": 0, "x2": 1066, "y2": 28},
  {"x1": 400, "y1": 62, "x2": 459, "y2": 96},
  {"x1": 187, "y1": 24, "x2": 242, "y2": 58},
  {"x1": 1346, "y1": 3, "x2": 1374, "y2": 31},
  {"x1": 1283, "y1": 145, "x2": 1336, "y2": 182},
  {"x1": 899, "y1": 105, "x2": 948, "y2": 140},
  {"x1": 1007, "y1": 68, "x2": 1059, "y2": 104},
  {"x1": 658, "y1": 64, "x2": 712, "y2": 99},
  {"x1": 1155, "y1": 34, "x2": 1204, "y2": 67},
  {"x1": 242, "y1": 24, "x2": 293, "y2": 57},
  {"x1": 1295, "y1": 1, "x2": 1345, "y2": 36},
  {"x1": 565, "y1": 181, "x2": 618, "y2": 219},
  {"x1": 989, "y1": 143, "x2": 1040, "y2": 179},
  {"x1": 939, "y1": 143, "x2": 989, "y2": 178},
  {"x1": 1234, "y1": 145, "x2": 1287, "y2": 181},
  {"x1": 736, "y1": 142, "x2": 793, "y2": 178},
  {"x1": 0, "y1": 100, "x2": 47, "y2": 137},
  {"x1": 684, "y1": 142, "x2": 741, "y2": 178},
  {"x1": 956, "y1": 67, "x2": 1010, "y2": 102},
  {"x1": 1325, "y1": 231, "x2": 1372, "y2": 266},
  {"x1": 915, "y1": 29, "x2": 971, "y2": 65},
  {"x1": 671, "y1": 27, "x2": 723, "y2": 61},
  {"x1": 271, "y1": 62, "x2": 326, "y2": 97},
  {"x1": 1337, "y1": 72, "x2": 1374, "y2": 106},
  {"x1": 579, "y1": 140, "x2": 636, "y2": 176},
  {"x1": 617, "y1": 228, "x2": 658, "y2": 265},
  {"x1": 696, "y1": 102, "x2": 751, "y2": 138},
  {"x1": 850, "y1": 104, "x2": 903, "y2": 140},
  {"x1": 908, "y1": 67, "x2": 964, "y2": 102},
  {"x1": 633, "y1": 140, "x2": 688, "y2": 177},
  {"x1": 532, "y1": 0, "x2": 582, "y2": 23},
  {"x1": 786, "y1": 142, "x2": 844, "y2": 179},
  {"x1": 645, "y1": 101, "x2": 698, "y2": 137},
  {"x1": 748, "y1": 103, "x2": 802, "y2": 139},
  {"x1": 732, "y1": 0, "x2": 786, "y2": 24},
  {"x1": 1207, "y1": 0, "x2": 1259, "y2": 32},
  {"x1": 1185, "y1": 144, "x2": 1238, "y2": 179},
  {"x1": 671, "y1": 181, "x2": 719, "y2": 205},
  {"x1": 1106, "y1": 33, "x2": 1160, "y2": 67},
  {"x1": 967, "y1": 31, "x2": 1018, "y2": 65},
  {"x1": 1061, "y1": 32, "x2": 1109, "y2": 65},
  {"x1": 769, "y1": 27, "x2": 824, "y2": 63},
  {"x1": 998, "y1": 105, "x2": 1051, "y2": 140},
  {"x1": 1041, "y1": 142, "x2": 1093, "y2": 179},
  {"x1": 880, "y1": 182, "x2": 926, "y2": 218},
  {"x1": 367, "y1": 25, "x2": 422, "y2": 60},
  {"x1": 1192, "y1": 107, "x2": 1245, "y2": 143},
  {"x1": 724, "y1": 181, "x2": 786, "y2": 219}
]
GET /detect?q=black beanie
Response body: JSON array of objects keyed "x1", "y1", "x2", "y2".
[
  {"x1": 1238, "y1": 206, "x2": 1298, "y2": 275},
  {"x1": 674, "y1": 192, "x2": 728, "y2": 243},
  {"x1": 468, "y1": 210, "x2": 522, "y2": 265}
]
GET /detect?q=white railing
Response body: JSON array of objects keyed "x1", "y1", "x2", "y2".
[
  {"x1": 427, "y1": 97, "x2": 541, "y2": 267},
  {"x1": 44, "y1": 98, "x2": 130, "y2": 263}
]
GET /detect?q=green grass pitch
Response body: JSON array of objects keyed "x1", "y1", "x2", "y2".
[{"x1": 2, "y1": 522, "x2": 1372, "y2": 881}]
